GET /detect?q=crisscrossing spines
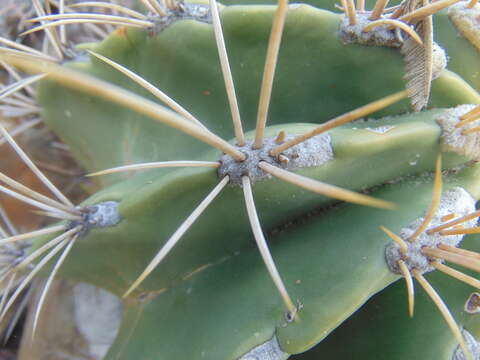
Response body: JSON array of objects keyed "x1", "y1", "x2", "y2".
[
  {"x1": 382, "y1": 158, "x2": 480, "y2": 360},
  {"x1": 0, "y1": 0, "x2": 412, "y2": 324}
]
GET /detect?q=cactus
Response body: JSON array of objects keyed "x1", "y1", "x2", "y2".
[{"x1": 0, "y1": 0, "x2": 480, "y2": 359}]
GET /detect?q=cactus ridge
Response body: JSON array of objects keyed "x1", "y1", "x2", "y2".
[
  {"x1": 46, "y1": 0, "x2": 405, "y2": 315},
  {"x1": 381, "y1": 160, "x2": 478, "y2": 358},
  {"x1": 0, "y1": 0, "x2": 480, "y2": 358}
]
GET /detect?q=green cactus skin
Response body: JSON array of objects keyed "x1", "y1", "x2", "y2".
[
  {"x1": 101, "y1": 165, "x2": 480, "y2": 359},
  {"x1": 29, "y1": 112, "x2": 478, "y2": 294},
  {"x1": 436, "y1": 10, "x2": 480, "y2": 93},
  {"x1": 37, "y1": 5, "x2": 479, "y2": 182},
  {"x1": 292, "y1": 235, "x2": 480, "y2": 360},
  {"x1": 1, "y1": 1, "x2": 480, "y2": 359}
]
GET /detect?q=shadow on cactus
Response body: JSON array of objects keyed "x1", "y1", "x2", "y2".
[{"x1": 0, "y1": 0, "x2": 480, "y2": 359}]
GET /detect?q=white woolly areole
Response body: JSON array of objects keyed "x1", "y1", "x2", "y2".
[
  {"x1": 432, "y1": 43, "x2": 448, "y2": 80},
  {"x1": 218, "y1": 134, "x2": 333, "y2": 185},
  {"x1": 339, "y1": 13, "x2": 403, "y2": 47},
  {"x1": 436, "y1": 105, "x2": 480, "y2": 161},
  {"x1": 385, "y1": 187, "x2": 477, "y2": 274},
  {"x1": 448, "y1": 1, "x2": 480, "y2": 52},
  {"x1": 239, "y1": 336, "x2": 289, "y2": 360},
  {"x1": 453, "y1": 330, "x2": 480, "y2": 360},
  {"x1": 87, "y1": 201, "x2": 121, "y2": 228}
]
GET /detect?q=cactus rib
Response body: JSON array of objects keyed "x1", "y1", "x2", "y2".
[
  {"x1": 270, "y1": 90, "x2": 407, "y2": 156},
  {"x1": 381, "y1": 174, "x2": 480, "y2": 360},
  {"x1": 0, "y1": 55, "x2": 246, "y2": 160},
  {"x1": 409, "y1": 155, "x2": 443, "y2": 241}
]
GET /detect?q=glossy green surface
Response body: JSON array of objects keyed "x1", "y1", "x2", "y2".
[
  {"x1": 436, "y1": 10, "x2": 480, "y2": 92},
  {"x1": 38, "y1": 6, "x2": 478, "y2": 186},
  {"x1": 35, "y1": 111, "x2": 474, "y2": 295},
  {"x1": 292, "y1": 235, "x2": 480, "y2": 359},
  {"x1": 103, "y1": 166, "x2": 480, "y2": 359},
  {"x1": 30, "y1": 3, "x2": 480, "y2": 359}
]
